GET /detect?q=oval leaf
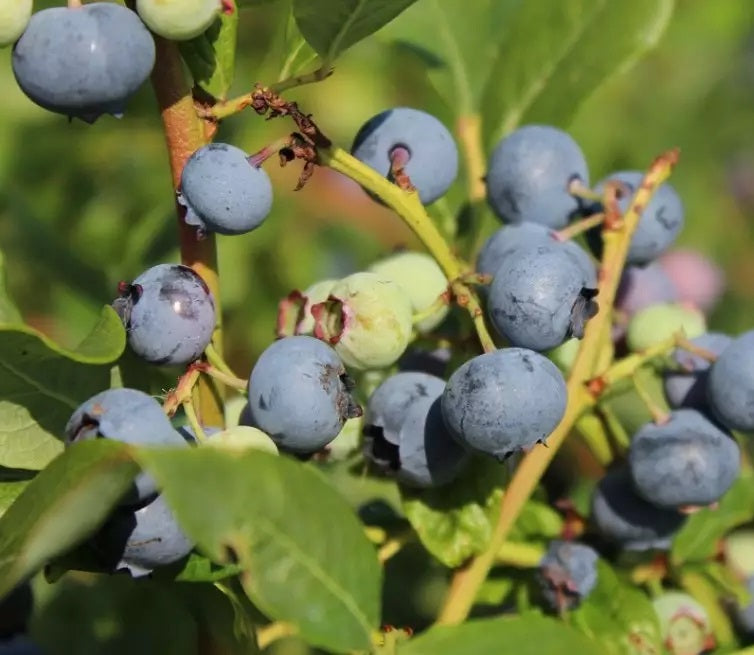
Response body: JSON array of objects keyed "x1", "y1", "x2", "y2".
[
  {"x1": 137, "y1": 448, "x2": 381, "y2": 654},
  {"x1": 0, "y1": 250, "x2": 21, "y2": 324},
  {"x1": 0, "y1": 440, "x2": 138, "y2": 599},
  {"x1": 293, "y1": 0, "x2": 419, "y2": 62},
  {"x1": 398, "y1": 614, "x2": 604, "y2": 655},
  {"x1": 0, "y1": 307, "x2": 125, "y2": 469},
  {"x1": 481, "y1": 0, "x2": 674, "y2": 146}
]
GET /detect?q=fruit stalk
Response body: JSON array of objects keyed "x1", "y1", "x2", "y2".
[
  {"x1": 149, "y1": 35, "x2": 224, "y2": 427},
  {"x1": 436, "y1": 149, "x2": 680, "y2": 625}
]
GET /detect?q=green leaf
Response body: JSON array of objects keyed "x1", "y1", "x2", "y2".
[
  {"x1": 0, "y1": 250, "x2": 21, "y2": 324},
  {"x1": 381, "y1": 0, "x2": 522, "y2": 113},
  {"x1": 0, "y1": 306, "x2": 125, "y2": 470},
  {"x1": 509, "y1": 498, "x2": 563, "y2": 541},
  {"x1": 137, "y1": 448, "x2": 381, "y2": 654},
  {"x1": 672, "y1": 471, "x2": 754, "y2": 565},
  {"x1": 0, "y1": 479, "x2": 31, "y2": 519},
  {"x1": 167, "y1": 552, "x2": 244, "y2": 583},
  {"x1": 401, "y1": 456, "x2": 504, "y2": 568},
  {"x1": 398, "y1": 614, "x2": 604, "y2": 655},
  {"x1": 293, "y1": 0, "x2": 418, "y2": 62},
  {"x1": 179, "y1": 7, "x2": 239, "y2": 101},
  {"x1": 571, "y1": 560, "x2": 663, "y2": 654},
  {"x1": 0, "y1": 440, "x2": 138, "y2": 599},
  {"x1": 481, "y1": 0, "x2": 675, "y2": 146}
]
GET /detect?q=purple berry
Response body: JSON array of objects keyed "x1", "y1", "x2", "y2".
[{"x1": 539, "y1": 540, "x2": 599, "y2": 611}]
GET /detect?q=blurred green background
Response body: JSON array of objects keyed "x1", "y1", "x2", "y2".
[{"x1": 1, "y1": 0, "x2": 753, "y2": 376}]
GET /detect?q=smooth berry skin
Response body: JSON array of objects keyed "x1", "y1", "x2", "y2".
[
  {"x1": 477, "y1": 222, "x2": 597, "y2": 287},
  {"x1": 178, "y1": 143, "x2": 273, "y2": 236},
  {"x1": 0, "y1": 0, "x2": 32, "y2": 47},
  {"x1": 351, "y1": 107, "x2": 459, "y2": 205},
  {"x1": 591, "y1": 467, "x2": 686, "y2": 551},
  {"x1": 365, "y1": 372, "x2": 446, "y2": 446},
  {"x1": 659, "y1": 248, "x2": 725, "y2": 314},
  {"x1": 394, "y1": 395, "x2": 469, "y2": 488},
  {"x1": 12, "y1": 3, "x2": 155, "y2": 122},
  {"x1": 94, "y1": 494, "x2": 193, "y2": 577},
  {"x1": 664, "y1": 332, "x2": 732, "y2": 410},
  {"x1": 65, "y1": 388, "x2": 188, "y2": 505},
  {"x1": 539, "y1": 540, "x2": 599, "y2": 611},
  {"x1": 441, "y1": 348, "x2": 567, "y2": 460},
  {"x1": 707, "y1": 330, "x2": 754, "y2": 432},
  {"x1": 136, "y1": 0, "x2": 220, "y2": 41},
  {"x1": 625, "y1": 302, "x2": 706, "y2": 353},
  {"x1": 116, "y1": 264, "x2": 216, "y2": 366},
  {"x1": 628, "y1": 409, "x2": 740, "y2": 510},
  {"x1": 247, "y1": 336, "x2": 359, "y2": 453},
  {"x1": 593, "y1": 171, "x2": 684, "y2": 265},
  {"x1": 487, "y1": 244, "x2": 598, "y2": 351},
  {"x1": 486, "y1": 125, "x2": 589, "y2": 228},
  {"x1": 615, "y1": 263, "x2": 678, "y2": 317}
]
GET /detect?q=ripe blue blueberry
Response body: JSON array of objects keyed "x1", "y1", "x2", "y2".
[
  {"x1": 707, "y1": 330, "x2": 754, "y2": 431},
  {"x1": 664, "y1": 332, "x2": 732, "y2": 410},
  {"x1": 398, "y1": 347, "x2": 451, "y2": 378},
  {"x1": 178, "y1": 143, "x2": 273, "y2": 236},
  {"x1": 591, "y1": 467, "x2": 686, "y2": 551},
  {"x1": 628, "y1": 409, "x2": 740, "y2": 510},
  {"x1": 247, "y1": 336, "x2": 361, "y2": 453},
  {"x1": 65, "y1": 388, "x2": 188, "y2": 505},
  {"x1": 12, "y1": 3, "x2": 155, "y2": 122},
  {"x1": 592, "y1": 171, "x2": 684, "y2": 265},
  {"x1": 539, "y1": 540, "x2": 599, "y2": 611},
  {"x1": 441, "y1": 348, "x2": 567, "y2": 460},
  {"x1": 94, "y1": 494, "x2": 193, "y2": 577},
  {"x1": 351, "y1": 107, "x2": 459, "y2": 205},
  {"x1": 476, "y1": 222, "x2": 597, "y2": 287},
  {"x1": 616, "y1": 263, "x2": 679, "y2": 317},
  {"x1": 113, "y1": 264, "x2": 216, "y2": 366},
  {"x1": 487, "y1": 244, "x2": 599, "y2": 351},
  {"x1": 486, "y1": 125, "x2": 589, "y2": 228}
]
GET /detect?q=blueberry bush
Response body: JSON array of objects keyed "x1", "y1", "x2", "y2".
[{"x1": 1, "y1": 1, "x2": 754, "y2": 654}]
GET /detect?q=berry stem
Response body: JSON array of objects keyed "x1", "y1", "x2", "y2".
[
  {"x1": 205, "y1": 343, "x2": 239, "y2": 379},
  {"x1": 676, "y1": 336, "x2": 719, "y2": 363},
  {"x1": 270, "y1": 64, "x2": 334, "y2": 94},
  {"x1": 568, "y1": 178, "x2": 602, "y2": 202},
  {"x1": 435, "y1": 149, "x2": 680, "y2": 626},
  {"x1": 247, "y1": 135, "x2": 295, "y2": 167},
  {"x1": 149, "y1": 36, "x2": 225, "y2": 428},
  {"x1": 163, "y1": 367, "x2": 202, "y2": 417},
  {"x1": 630, "y1": 373, "x2": 669, "y2": 424},
  {"x1": 553, "y1": 212, "x2": 605, "y2": 241},
  {"x1": 198, "y1": 363, "x2": 248, "y2": 392},
  {"x1": 183, "y1": 399, "x2": 208, "y2": 443}
]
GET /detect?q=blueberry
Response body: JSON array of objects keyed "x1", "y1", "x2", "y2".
[
  {"x1": 652, "y1": 592, "x2": 714, "y2": 654},
  {"x1": 398, "y1": 347, "x2": 451, "y2": 378},
  {"x1": 659, "y1": 248, "x2": 725, "y2": 314},
  {"x1": 476, "y1": 222, "x2": 597, "y2": 287},
  {"x1": 93, "y1": 494, "x2": 193, "y2": 577},
  {"x1": 113, "y1": 264, "x2": 216, "y2": 366},
  {"x1": 538, "y1": 540, "x2": 599, "y2": 611},
  {"x1": 628, "y1": 409, "x2": 740, "y2": 510},
  {"x1": 486, "y1": 125, "x2": 589, "y2": 228},
  {"x1": 664, "y1": 332, "x2": 732, "y2": 410},
  {"x1": 247, "y1": 336, "x2": 361, "y2": 453},
  {"x1": 441, "y1": 348, "x2": 567, "y2": 460},
  {"x1": 591, "y1": 467, "x2": 686, "y2": 551},
  {"x1": 707, "y1": 330, "x2": 754, "y2": 431},
  {"x1": 351, "y1": 107, "x2": 459, "y2": 205},
  {"x1": 178, "y1": 143, "x2": 273, "y2": 236},
  {"x1": 625, "y1": 302, "x2": 706, "y2": 353},
  {"x1": 615, "y1": 262, "x2": 679, "y2": 317},
  {"x1": 364, "y1": 371, "x2": 446, "y2": 446},
  {"x1": 65, "y1": 387, "x2": 188, "y2": 504},
  {"x1": 592, "y1": 171, "x2": 684, "y2": 266},
  {"x1": 136, "y1": 0, "x2": 220, "y2": 41},
  {"x1": 487, "y1": 243, "x2": 599, "y2": 351},
  {"x1": 12, "y1": 3, "x2": 155, "y2": 122}
]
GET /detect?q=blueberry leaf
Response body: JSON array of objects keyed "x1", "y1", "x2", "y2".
[
  {"x1": 481, "y1": 0, "x2": 674, "y2": 147},
  {"x1": 0, "y1": 479, "x2": 31, "y2": 519},
  {"x1": 0, "y1": 440, "x2": 138, "y2": 599},
  {"x1": 179, "y1": 4, "x2": 239, "y2": 101},
  {"x1": 570, "y1": 560, "x2": 663, "y2": 655},
  {"x1": 0, "y1": 306, "x2": 126, "y2": 469},
  {"x1": 400, "y1": 456, "x2": 504, "y2": 568},
  {"x1": 0, "y1": 250, "x2": 21, "y2": 324},
  {"x1": 398, "y1": 613, "x2": 605, "y2": 654},
  {"x1": 136, "y1": 447, "x2": 381, "y2": 654},
  {"x1": 293, "y1": 0, "x2": 418, "y2": 63}
]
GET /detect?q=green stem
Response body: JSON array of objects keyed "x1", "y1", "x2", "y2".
[
  {"x1": 183, "y1": 400, "x2": 208, "y2": 442},
  {"x1": 271, "y1": 64, "x2": 334, "y2": 94}
]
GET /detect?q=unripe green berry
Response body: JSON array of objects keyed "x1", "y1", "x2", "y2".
[
  {"x1": 368, "y1": 252, "x2": 449, "y2": 332},
  {"x1": 626, "y1": 303, "x2": 706, "y2": 352},
  {"x1": 203, "y1": 426, "x2": 279, "y2": 455},
  {"x1": 0, "y1": 0, "x2": 32, "y2": 47},
  {"x1": 297, "y1": 278, "x2": 338, "y2": 335},
  {"x1": 652, "y1": 592, "x2": 713, "y2": 655},
  {"x1": 136, "y1": 0, "x2": 221, "y2": 41},
  {"x1": 313, "y1": 272, "x2": 413, "y2": 370}
]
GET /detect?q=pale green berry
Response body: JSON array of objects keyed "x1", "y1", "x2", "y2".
[
  {"x1": 652, "y1": 592, "x2": 712, "y2": 655},
  {"x1": 724, "y1": 530, "x2": 754, "y2": 578},
  {"x1": 0, "y1": 0, "x2": 32, "y2": 47},
  {"x1": 368, "y1": 252, "x2": 449, "y2": 332},
  {"x1": 204, "y1": 426, "x2": 279, "y2": 455},
  {"x1": 136, "y1": 0, "x2": 221, "y2": 41},
  {"x1": 626, "y1": 303, "x2": 706, "y2": 353},
  {"x1": 297, "y1": 278, "x2": 337, "y2": 335},
  {"x1": 313, "y1": 272, "x2": 413, "y2": 370},
  {"x1": 325, "y1": 415, "x2": 362, "y2": 460}
]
